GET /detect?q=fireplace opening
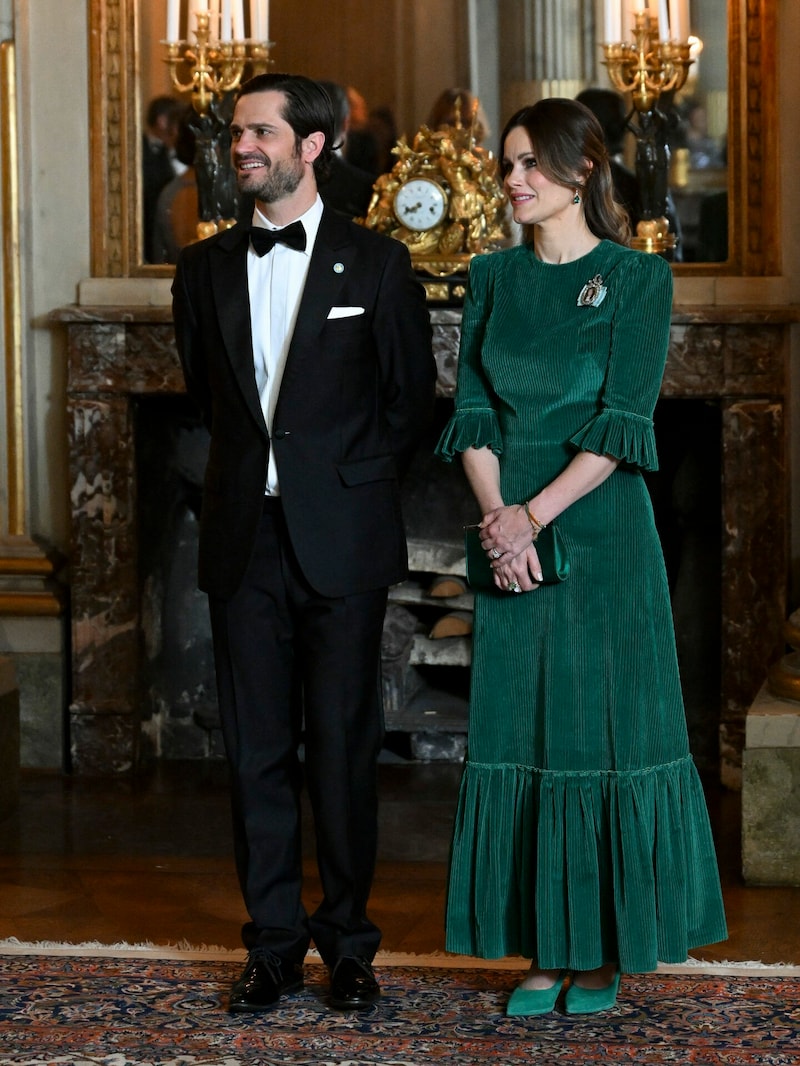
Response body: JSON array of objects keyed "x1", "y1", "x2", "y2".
[{"x1": 134, "y1": 394, "x2": 722, "y2": 771}]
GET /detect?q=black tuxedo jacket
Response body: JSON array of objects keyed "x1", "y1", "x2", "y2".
[{"x1": 172, "y1": 207, "x2": 436, "y2": 600}]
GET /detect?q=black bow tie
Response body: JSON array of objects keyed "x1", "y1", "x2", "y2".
[{"x1": 250, "y1": 221, "x2": 307, "y2": 256}]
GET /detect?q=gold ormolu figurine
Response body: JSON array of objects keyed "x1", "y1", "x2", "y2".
[{"x1": 360, "y1": 97, "x2": 509, "y2": 280}]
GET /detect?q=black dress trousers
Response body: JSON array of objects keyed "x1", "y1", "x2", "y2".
[{"x1": 208, "y1": 497, "x2": 387, "y2": 965}]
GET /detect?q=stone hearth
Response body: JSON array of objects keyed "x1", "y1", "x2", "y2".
[{"x1": 52, "y1": 304, "x2": 795, "y2": 784}]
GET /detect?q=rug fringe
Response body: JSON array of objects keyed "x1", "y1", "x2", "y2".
[
  {"x1": 1, "y1": 938, "x2": 798, "y2": 975},
  {"x1": 0, "y1": 937, "x2": 244, "y2": 961}
]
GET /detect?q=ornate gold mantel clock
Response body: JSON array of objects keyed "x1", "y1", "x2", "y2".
[{"x1": 361, "y1": 102, "x2": 509, "y2": 303}]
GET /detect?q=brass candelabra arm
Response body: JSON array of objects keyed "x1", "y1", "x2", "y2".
[{"x1": 602, "y1": 12, "x2": 692, "y2": 113}]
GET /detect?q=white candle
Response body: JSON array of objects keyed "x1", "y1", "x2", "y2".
[
  {"x1": 263, "y1": 0, "x2": 269, "y2": 40},
  {"x1": 657, "y1": 0, "x2": 669, "y2": 38},
  {"x1": 189, "y1": 0, "x2": 208, "y2": 37},
  {"x1": 166, "y1": 0, "x2": 180, "y2": 42},
  {"x1": 233, "y1": 0, "x2": 245, "y2": 38},
  {"x1": 604, "y1": 0, "x2": 622, "y2": 42},
  {"x1": 249, "y1": 0, "x2": 259, "y2": 38},
  {"x1": 221, "y1": 0, "x2": 232, "y2": 41},
  {"x1": 668, "y1": 0, "x2": 689, "y2": 38},
  {"x1": 668, "y1": 0, "x2": 678, "y2": 36},
  {"x1": 209, "y1": 0, "x2": 220, "y2": 39}
]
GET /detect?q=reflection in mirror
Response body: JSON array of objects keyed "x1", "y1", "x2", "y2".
[{"x1": 135, "y1": 0, "x2": 728, "y2": 267}]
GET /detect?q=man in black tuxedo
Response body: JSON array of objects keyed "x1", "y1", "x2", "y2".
[{"x1": 172, "y1": 73, "x2": 435, "y2": 1013}]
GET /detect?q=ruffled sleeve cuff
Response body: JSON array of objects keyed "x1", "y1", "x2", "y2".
[
  {"x1": 569, "y1": 407, "x2": 658, "y2": 471},
  {"x1": 435, "y1": 407, "x2": 503, "y2": 463}
]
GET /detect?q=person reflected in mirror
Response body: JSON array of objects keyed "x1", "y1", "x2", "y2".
[
  {"x1": 151, "y1": 106, "x2": 199, "y2": 264},
  {"x1": 435, "y1": 97, "x2": 727, "y2": 1018},
  {"x1": 426, "y1": 86, "x2": 490, "y2": 145},
  {"x1": 365, "y1": 105, "x2": 398, "y2": 176},
  {"x1": 343, "y1": 85, "x2": 380, "y2": 176},
  {"x1": 142, "y1": 95, "x2": 184, "y2": 262},
  {"x1": 317, "y1": 80, "x2": 377, "y2": 220},
  {"x1": 172, "y1": 72, "x2": 435, "y2": 1016}
]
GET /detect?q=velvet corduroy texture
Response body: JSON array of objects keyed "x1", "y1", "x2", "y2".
[{"x1": 436, "y1": 240, "x2": 727, "y2": 974}]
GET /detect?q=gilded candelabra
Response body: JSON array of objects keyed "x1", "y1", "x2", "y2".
[
  {"x1": 164, "y1": 11, "x2": 272, "y2": 237},
  {"x1": 165, "y1": 12, "x2": 270, "y2": 117},
  {"x1": 603, "y1": 10, "x2": 693, "y2": 254}
]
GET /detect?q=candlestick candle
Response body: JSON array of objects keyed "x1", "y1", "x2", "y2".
[
  {"x1": 166, "y1": 0, "x2": 180, "y2": 42},
  {"x1": 604, "y1": 0, "x2": 621, "y2": 42},
  {"x1": 680, "y1": 0, "x2": 690, "y2": 36},
  {"x1": 233, "y1": 0, "x2": 244, "y2": 38},
  {"x1": 668, "y1": 0, "x2": 689, "y2": 38},
  {"x1": 657, "y1": 0, "x2": 669, "y2": 37},
  {"x1": 221, "y1": 0, "x2": 232, "y2": 41}
]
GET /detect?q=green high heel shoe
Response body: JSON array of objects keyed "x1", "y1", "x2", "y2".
[
  {"x1": 506, "y1": 971, "x2": 568, "y2": 1016},
  {"x1": 564, "y1": 969, "x2": 621, "y2": 1014}
]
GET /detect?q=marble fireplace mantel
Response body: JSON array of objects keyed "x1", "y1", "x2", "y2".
[{"x1": 52, "y1": 303, "x2": 799, "y2": 784}]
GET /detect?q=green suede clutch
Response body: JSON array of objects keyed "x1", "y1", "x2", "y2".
[{"x1": 464, "y1": 523, "x2": 570, "y2": 590}]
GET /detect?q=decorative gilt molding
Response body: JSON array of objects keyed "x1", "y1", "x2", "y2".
[
  {"x1": 89, "y1": 0, "x2": 135, "y2": 277},
  {"x1": 735, "y1": 0, "x2": 779, "y2": 275},
  {"x1": 1, "y1": 41, "x2": 24, "y2": 537},
  {"x1": 0, "y1": 41, "x2": 62, "y2": 616}
]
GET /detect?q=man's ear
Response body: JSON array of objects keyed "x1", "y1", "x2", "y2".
[{"x1": 302, "y1": 131, "x2": 326, "y2": 164}]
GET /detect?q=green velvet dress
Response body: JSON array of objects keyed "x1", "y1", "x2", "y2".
[{"x1": 436, "y1": 240, "x2": 727, "y2": 973}]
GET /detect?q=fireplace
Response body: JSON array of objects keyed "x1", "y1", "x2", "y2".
[{"x1": 55, "y1": 304, "x2": 793, "y2": 785}]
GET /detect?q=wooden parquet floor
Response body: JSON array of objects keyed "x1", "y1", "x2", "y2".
[{"x1": 0, "y1": 761, "x2": 797, "y2": 964}]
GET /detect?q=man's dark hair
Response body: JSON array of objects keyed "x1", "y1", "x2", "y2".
[
  {"x1": 146, "y1": 95, "x2": 181, "y2": 130},
  {"x1": 237, "y1": 72, "x2": 335, "y2": 181},
  {"x1": 316, "y1": 80, "x2": 349, "y2": 149}
]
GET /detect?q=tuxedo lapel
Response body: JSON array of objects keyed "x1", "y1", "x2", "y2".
[
  {"x1": 206, "y1": 211, "x2": 356, "y2": 435},
  {"x1": 208, "y1": 225, "x2": 268, "y2": 436}
]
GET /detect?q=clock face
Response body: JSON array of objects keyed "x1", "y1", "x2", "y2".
[{"x1": 393, "y1": 178, "x2": 448, "y2": 231}]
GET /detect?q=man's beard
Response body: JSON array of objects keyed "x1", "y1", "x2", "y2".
[{"x1": 239, "y1": 153, "x2": 304, "y2": 203}]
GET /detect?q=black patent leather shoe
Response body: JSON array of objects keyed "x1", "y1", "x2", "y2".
[
  {"x1": 329, "y1": 956, "x2": 380, "y2": 1010},
  {"x1": 229, "y1": 949, "x2": 304, "y2": 1012}
]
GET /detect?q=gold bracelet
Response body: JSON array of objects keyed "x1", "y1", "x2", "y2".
[{"x1": 523, "y1": 502, "x2": 545, "y2": 540}]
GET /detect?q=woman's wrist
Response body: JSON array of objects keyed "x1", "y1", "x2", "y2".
[{"x1": 521, "y1": 500, "x2": 546, "y2": 541}]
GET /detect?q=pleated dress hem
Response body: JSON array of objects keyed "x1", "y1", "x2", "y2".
[{"x1": 444, "y1": 753, "x2": 728, "y2": 974}]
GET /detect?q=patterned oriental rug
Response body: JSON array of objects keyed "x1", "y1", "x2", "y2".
[{"x1": 0, "y1": 945, "x2": 799, "y2": 1066}]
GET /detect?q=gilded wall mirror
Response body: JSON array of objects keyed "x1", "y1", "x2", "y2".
[{"x1": 88, "y1": 0, "x2": 778, "y2": 278}]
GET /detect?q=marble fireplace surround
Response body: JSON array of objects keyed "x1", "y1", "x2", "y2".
[{"x1": 53, "y1": 304, "x2": 796, "y2": 785}]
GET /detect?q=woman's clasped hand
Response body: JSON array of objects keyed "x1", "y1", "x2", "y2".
[{"x1": 479, "y1": 504, "x2": 544, "y2": 592}]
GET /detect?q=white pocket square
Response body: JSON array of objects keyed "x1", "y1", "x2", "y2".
[{"x1": 327, "y1": 306, "x2": 365, "y2": 319}]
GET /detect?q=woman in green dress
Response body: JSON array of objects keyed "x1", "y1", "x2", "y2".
[{"x1": 436, "y1": 98, "x2": 727, "y2": 1016}]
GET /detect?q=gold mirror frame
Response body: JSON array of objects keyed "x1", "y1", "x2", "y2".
[{"x1": 88, "y1": 0, "x2": 779, "y2": 279}]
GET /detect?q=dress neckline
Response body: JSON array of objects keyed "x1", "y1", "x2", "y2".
[{"x1": 524, "y1": 238, "x2": 609, "y2": 267}]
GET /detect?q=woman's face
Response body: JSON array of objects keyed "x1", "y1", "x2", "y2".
[{"x1": 502, "y1": 125, "x2": 578, "y2": 229}]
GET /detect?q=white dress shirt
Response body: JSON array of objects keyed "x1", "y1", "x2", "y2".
[{"x1": 248, "y1": 195, "x2": 324, "y2": 495}]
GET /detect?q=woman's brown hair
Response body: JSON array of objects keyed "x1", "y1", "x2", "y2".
[{"x1": 500, "y1": 97, "x2": 631, "y2": 246}]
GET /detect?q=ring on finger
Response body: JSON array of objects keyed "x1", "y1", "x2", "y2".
[
  {"x1": 507, "y1": 581, "x2": 521, "y2": 593},
  {"x1": 490, "y1": 548, "x2": 502, "y2": 559}
]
